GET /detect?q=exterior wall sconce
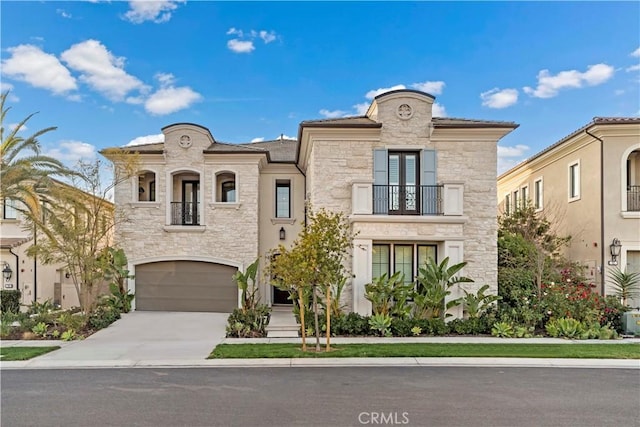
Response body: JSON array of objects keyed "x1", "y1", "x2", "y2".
[
  {"x1": 279, "y1": 227, "x2": 286, "y2": 240},
  {"x1": 2, "y1": 263, "x2": 12, "y2": 282},
  {"x1": 65, "y1": 272, "x2": 71, "y2": 279},
  {"x1": 608, "y1": 238, "x2": 622, "y2": 266}
]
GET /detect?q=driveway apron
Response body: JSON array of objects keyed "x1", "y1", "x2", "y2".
[{"x1": 32, "y1": 312, "x2": 228, "y2": 363}]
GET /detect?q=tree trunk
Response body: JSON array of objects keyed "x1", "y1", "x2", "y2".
[
  {"x1": 313, "y1": 285, "x2": 320, "y2": 352},
  {"x1": 326, "y1": 284, "x2": 331, "y2": 352},
  {"x1": 298, "y1": 287, "x2": 306, "y2": 352}
]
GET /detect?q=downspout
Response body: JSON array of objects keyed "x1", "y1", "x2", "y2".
[
  {"x1": 295, "y1": 162, "x2": 308, "y2": 227},
  {"x1": 9, "y1": 247, "x2": 19, "y2": 291},
  {"x1": 585, "y1": 129, "x2": 605, "y2": 295},
  {"x1": 33, "y1": 227, "x2": 37, "y2": 303}
]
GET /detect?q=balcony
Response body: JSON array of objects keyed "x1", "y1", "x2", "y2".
[
  {"x1": 352, "y1": 181, "x2": 464, "y2": 216},
  {"x1": 170, "y1": 202, "x2": 199, "y2": 225},
  {"x1": 373, "y1": 185, "x2": 442, "y2": 215},
  {"x1": 628, "y1": 186, "x2": 640, "y2": 212}
]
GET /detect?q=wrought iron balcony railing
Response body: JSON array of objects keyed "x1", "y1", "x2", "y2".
[
  {"x1": 170, "y1": 202, "x2": 199, "y2": 225},
  {"x1": 373, "y1": 185, "x2": 443, "y2": 215},
  {"x1": 628, "y1": 185, "x2": 640, "y2": 212}
]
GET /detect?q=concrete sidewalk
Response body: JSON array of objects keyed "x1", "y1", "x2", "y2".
[{"x1": 2, "y1": 335, "x2": 638, "y2": 370}]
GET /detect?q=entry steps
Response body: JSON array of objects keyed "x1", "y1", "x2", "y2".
[{"x1": 266, "y1": 306, "x2": 300, "y2": 338}]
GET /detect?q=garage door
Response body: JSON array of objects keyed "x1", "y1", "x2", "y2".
[{"x1": 135, "y1": 261, "x2": 238, "y2": 312}]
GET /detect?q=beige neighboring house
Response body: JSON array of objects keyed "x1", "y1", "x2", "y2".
[
  {"x1": 0, "y1": 180, "x2": 114, "y2": 309},
  {"x1": 106, "y1": 89, "x2": 517, "y2": 317},
  {"x1": 497, "y1": 117, "x2": 640, "y2": 306}
]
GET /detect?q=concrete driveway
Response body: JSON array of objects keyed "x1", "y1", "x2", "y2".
[{"x1": 26, "y1": 311, "x2": 229, "y2": 367}]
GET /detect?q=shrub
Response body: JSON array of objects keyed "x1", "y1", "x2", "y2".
[
  {"x1": 56, "y1": 311, "x2": 87, "y2": 331},
  {"x1": 31, "y1": 322, "x2": 48, "y2": 337},
  {"x1": 447, "y1": 317, "x2": 493, "y2": 335},
  {"x1": 390, "y1": 317, "x2": 419, "y2": 337},
  {"x1": 600, "y1": 296, "x2": 628, "y2": 333},
  {"x1": 415, "y1": 318, "x2": 447, "y2": 336},
  {"x1": 545, "y1": 317, "x2": 585, "y2": 339},
  {"x1": 0, "y1": 290, "x2": 21, "y2": 313},
  {"x1": 369, "y1": 313, "x2": 392, "y2": 337},
  {"x1": 462, "y1": 285, "x2": 500, "y2": 319},
  {"x1": 331, "y1": 312, "x2": 370, "y2": 336},
  {"x1": 365, "y1": 272, "x2": 413, "y2": 318},
  {"x1": 491, "y1": 321, "x2": 514, "y2": 338},
  {"x1": 88, "y1": 304, "x2": 121, "y2": 330},
  {"x1": 225, "y1": 305, "x2": 270, "y2": 338},
  {"x1": 540, "y1": 279, "x2": 602, "y2": 324}
]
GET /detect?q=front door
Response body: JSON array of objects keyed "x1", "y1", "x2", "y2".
[
  {"x1": 182, "y1": 181, "x2": 199, "y2": 225},
  {"x1": 389, "y1": 152, "x2": 419, "y2": 215}
]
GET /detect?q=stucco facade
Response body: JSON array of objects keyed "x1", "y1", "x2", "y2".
[
  {"x1": 497, "y1": 118, "x2": 640, "y2": 305},
  {"x1": 109, "y1": 89, "x2": 517, "y2": 316}
]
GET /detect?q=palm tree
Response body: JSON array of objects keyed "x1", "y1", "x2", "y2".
[
  {"x1": 607, "y1": 267, "x2": 640, "y2": 307},
  {"x1": 0, "y1": 91, "x2": 68, "y2": 216}
]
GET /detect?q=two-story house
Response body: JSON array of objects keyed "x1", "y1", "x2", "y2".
[
  {"x1": 0, "y1": 179, "x2": 113, "y2": 309},
  {"x1": 107, "y1": 89, "x2": 518, "y2": 316},
  {"x1": 497, "y1": 117, "x2": 640, "y2": 305}
]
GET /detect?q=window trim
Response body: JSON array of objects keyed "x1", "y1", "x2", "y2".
[
  {"x1": 371, "y1": 242, "x2": 438, "y2": 283},
  {"x1": 504, "y1": 193, "x2": 511, "y2": 215},
  {"x1": 214, "y1": 170, "x2": 238, "y2": 203},
  {"x1": 512, "y1": 189, "x2": 519, "y2": 211},
  {"x1": 534, "y1": 177, "x2": 543, "y2": 211},
  {"x1": 2, "y1": 198, "x2": 17, "y2": 220},
  {"x1": 521, "y1": 185, "x2": 529, "y2": 209},
  {"x1": 568, "y1": 160, "x2": 581, "y2": 202}
]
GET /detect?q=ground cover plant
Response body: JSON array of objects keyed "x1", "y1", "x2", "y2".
[
  {"x1": 209, "y1": 343, "x2": 640, "y2": 359},
  {"x1": 0, "y1": 346, "x2": 60, "y2": 361}
]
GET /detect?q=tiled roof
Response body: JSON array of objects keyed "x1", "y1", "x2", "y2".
[
  {"x1": 498, "y1": 116, "x2": 640, "y2": 179},
  {"x1": 300, "y1": 116, "x2": 380, "y2": 126},
  {"x1": 0, "y1": 237, "x2": 31, "y2": 249},
  {"x1": 241, "y1": 138, "x2": 298, "y2": 162},
  {"x1": 203, "y1": 142, "x2": 267, "y2": 154},
  {"x1": 121, "y1": 143, "x2": 165, "y2": 153},
  {"x1": 432, "y1": 117, "x2": 518, "y2": 128}
]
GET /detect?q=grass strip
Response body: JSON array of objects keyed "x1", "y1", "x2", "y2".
[
  {"x1": 209, "y1": 343, "x2": 640, "y2": 360},
  {"x1": 0, "y1": 346, "x2": 60, "y2": 361}
]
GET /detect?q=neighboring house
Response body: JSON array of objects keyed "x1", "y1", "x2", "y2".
[
  {"x1": 497, "y1": 117, "x2": 640, "y2": 306},
  {"x1": 0, "y1": 180, "x2": 114, "y2": 309},
  {"x1": 106, "y1": 89, "x2": 517, "y2": 317}
]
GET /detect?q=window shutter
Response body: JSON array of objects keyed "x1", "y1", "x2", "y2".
[
  {"x1": 373, "y1": 149, "x2": 388, "y2": 214},
  {"x1": 421, "y1": 149, "x2": 437, "y2": 214},
  {"x1": 373, "y1": 149, "x2": 388, "y2": 185}
]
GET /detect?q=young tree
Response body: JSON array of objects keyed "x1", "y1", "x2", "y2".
[
  {"x1": 499, "y1": 202, "x2": 570, "y2": 296},
  {"x1": 25, "y1": 155, "x2": 138, "y2": 312},
  {"x1": 0, "y1": 91, "x2": 71, "y2": 216},
  {"x1": 268, "y1": 208, "x2": 354, "y2": 352}
]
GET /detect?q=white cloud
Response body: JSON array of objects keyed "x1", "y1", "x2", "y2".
[
  {"x1": 432, "y1": 103, "x2": 446, "y2": 117},
  {"x1": 319, "y1": 109, "x2": 348, "y2": 118},
  {"x1": 123, "y1": 0, "x2": 184, "y2": 24},
  {"x1": 251, "y1": 137, "x2": 265, "y2": 143},
  {"x1": 411, "y1": 81, "x2": 445, "y2": 95},
  {"x1": 626, "y1": 64, "x2": 640, "y2": 72},
  {"x1": 226, "y1": 28, "x2": 278, "y2": 53},
  {"x1": 145, "y1": 84, "x2": 202, "y2": 115},
  {"x1": 56, "y1": 9, "x2": 72, "y2": 19},
  {"x1": 365, "y1": 85, "x2": 406, "y2": 100},
  {"x1": 126, "y1": 133, "x2": 165, "y2": 146},
  {"x1": 259, "y1": 30, "x2": 276, "y2": 44},
  {"x1": 61, "y1": 39, "x2": 145, "y2": 102},
  {"x1": 44, "y1": 140, "x2": 96, "y2": 163},
  {"x1": 227, "y1": 39, "x2": 255, "y2": 54},
  {"x1": 498, "y1": 144, "x2": 529, "y2": 158},
  {"x1": 1, "y1": 44, "x2": 77, "y2": 95},
  {"x1": 497, "y1": 144, "x2": 530, "y2": 175},
  {"x1": 631, "y1": 47, "x2": 640, "y2": 58},
  {"x1": 8, "y1": 123, "x2": 28, "y2": 132},
  {"x1": 614, "y1": 89, "x2": 625, "y2": 95},
  {"x1": 481, "y1": 88, "x2": 519, "y2": 109},
  {"x1": 353, "y1": 102, "x2": 370, "y2": 115},
  {"x1": 523, "y1": 63, "x2": 615, "y2": 98}
]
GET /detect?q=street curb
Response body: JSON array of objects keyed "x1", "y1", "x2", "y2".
[{"x1": 2, "y1": 357, "x2": 639, "y2": 370}]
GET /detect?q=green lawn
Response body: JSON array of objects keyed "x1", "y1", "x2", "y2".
[
  {"x1": 209, "y1": 343, "x2": 640, "y2": 360},
  {"x1": 0, "y1": 346, "x2": 60, "y2": 361}
]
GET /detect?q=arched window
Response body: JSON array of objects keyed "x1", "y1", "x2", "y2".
[{"x1": 216, "y1": 172, "x2": 236, "y2": 203}]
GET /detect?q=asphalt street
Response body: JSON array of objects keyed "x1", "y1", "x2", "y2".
[{"x1": 2, "y1": 367, "x2": 638, "y2": 427}]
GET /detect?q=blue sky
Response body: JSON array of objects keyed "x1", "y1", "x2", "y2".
[{"x1": 2, "y1": 1, "x2": 639, "y2": 174}]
